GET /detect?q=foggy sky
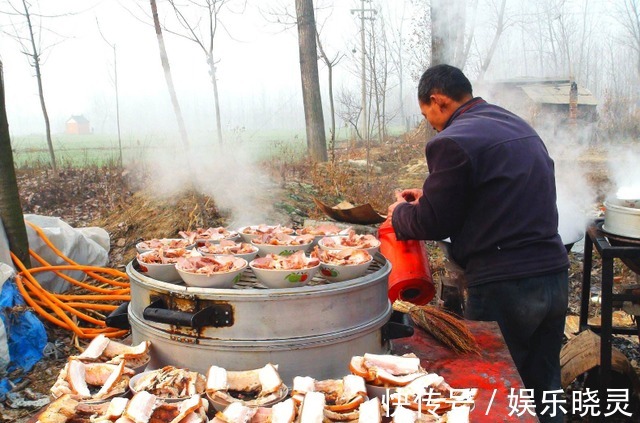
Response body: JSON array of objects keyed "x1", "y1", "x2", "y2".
[
  {"x1": 0, "y1": 0, "x2": 629, "y2": 142},
  {"x1": 2, "y1": 0, "x2": 411, "y2": 139}
]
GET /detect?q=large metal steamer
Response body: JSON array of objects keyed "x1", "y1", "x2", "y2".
[{"x1": 127, "y1": 255, "x2": 396, "y2": 385}]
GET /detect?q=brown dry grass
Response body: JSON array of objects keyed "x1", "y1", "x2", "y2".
[{"x1": 94, "y1": 191, "x2": 226, "y2": 265}]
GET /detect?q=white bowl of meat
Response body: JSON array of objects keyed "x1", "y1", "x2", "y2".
[
  {"x1": 179, "y1": 227, "x2": 239, "y2": 244},
  {"x1": 237, "y1": 224, "x2": 295, "y2": 243},
  {"x1": 296, "y1": 223, "x2": 348, "y2": 246},
  {"x1": 249, "y1": 251, "x2": 320, "y2": 289},
  {"x1": 314, "y1": 248, "x2": 373, "y2": 282},
  {"x1": 251, "y1": 233, "x2": 314, "y2": 257},
  {"x1": 318, "y1": 230, "x2": 381, "y2": 257},
  {"x1": 135, "y1": 238, "x2": 194, "y2": 254},
  {"x1": 197, "y1": 240, "x2": 259, "y2": 262},
  {"x1": 136, "y1": 248, "x2": 196, "y2": 283},
  {"x1": 176, "y1": 255, "x2": 248, "y2": 288}
]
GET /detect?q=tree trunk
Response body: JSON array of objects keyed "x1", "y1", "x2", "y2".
[
  {"x1": 477, "y1": 0, "x2": 507, "y2": 81},
  {"x1": 431, "y1": 0, "x2": 457, "y2": 65},
  {"x1": 460, "y1": 0, "x2": 478, "y2": 68},
  {"x1": 207, "y1": 56, "x2": 224, "y2": 145},
  {"x1": 327, "y1": 64, "x2": 336, "y2": 162},
  {"x1": 295, "y1": 0, "x2": 327, "y2": 162},
  {"x1": 23, "y1": 0, "x2": 56, "y2": 173},
  {"x1": 114, "y1": 45, "x2": 123, "y2": 167},
  {"x1": 315, "y1": 33, "x2": 337, "y2": 163},
  {"x1": 0, "y1": 61, "x2": 30, "y2": 268},
  {"x1": 150, "y1": 0, "x2": 190, "y2": 149}
]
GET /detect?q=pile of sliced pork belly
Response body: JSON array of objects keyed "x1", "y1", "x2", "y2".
[
  {"x1": 350, "y1": 353, "x2": 477, "y2": 422},
  {"x1": 206, "y1": 363, "x2": 287, "y2": 408},
  {"x1": 50, "y1": 336, "x2": 150, "y2": 402},
  {"x1": 211, "y1": 374, "x2": 382, "y2": 423},
  {"x1": 36, "y1": 344, "x2": 477, "y2": 423},
  {"x1": 37, "y1": 392, "x2": 208, "y2": 423}
]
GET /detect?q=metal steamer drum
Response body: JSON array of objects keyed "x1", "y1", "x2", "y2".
[
  {"x1": 603, "y1": 199, "x2": 640, "y2": 240},
  {"x1": 126, "y1": 255, "x2": 397, "y2": 385}
]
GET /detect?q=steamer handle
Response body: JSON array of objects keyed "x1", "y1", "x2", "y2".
[
  {"x1": 106, "y1": 301, "x2": 131, "y2": 330},
  {"x1": 382, "y1": 311, "x2": 414, "y2": 341},
  {"x1": 143, "y1": 299, "x2": 233, "y2": 328}
]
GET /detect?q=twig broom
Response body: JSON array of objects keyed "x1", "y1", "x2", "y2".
[{"x1": 393, "y1": 300, "x2": 480, "y2": 355}]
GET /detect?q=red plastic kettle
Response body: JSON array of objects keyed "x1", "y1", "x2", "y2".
[{"x1": 378, "y1": 219, "x2": 435, "y2": 305}]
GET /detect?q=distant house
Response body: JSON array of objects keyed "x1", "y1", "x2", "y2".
[
  {"x1": 476, "y1": 78, "x2": 598, "y2": 126},
  {"x1": 65, "y1": 115, "x2": 91, "y2": 135}
]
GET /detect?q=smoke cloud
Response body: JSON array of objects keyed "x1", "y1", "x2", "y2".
[{"x1": 133, "y1": 138, "x2": 289, "y2": 229}]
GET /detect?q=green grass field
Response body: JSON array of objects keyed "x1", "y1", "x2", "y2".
[
  {"x1": 10, "y1": 124, "x2": 410, "y2": 168},
  {"x1": 9, "y1": 130, "x2": 310, "y2": 168}
]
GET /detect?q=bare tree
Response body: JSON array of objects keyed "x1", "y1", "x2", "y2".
[
  {"x1": 163, "y1": 0, "x2": 238, "y2": 146},
  {"x1": 617, "y1": 0, "x2": 640, "y2": 80},
  {"x1": 264, "y1": 0, "x2": 335, "y2": 161},
  {"x1": 476, "y1": 0, "x2": 507, "y2": 80},
  {"x1": 336, "y1": 88, "x2": 364, "y2": 140},
  {"x1": 386, "y1": 2, "x2": 408, "y2": 130},
  {"x1": 149, "y1": 0, "x2": 190, "y2": 149},
  {"x1": 524, "y1": 0, "x2": 578, "y2": 77},
  {"x1": 295, "y1": 0, "x2": 327, "y2": 162},
  {"x1": 316, "y1": 32, "x2": 343, "y2": 163},
  {"x1": 96, "y1": 19, "x2": 123, "y2": 167},
  {"x1": 1, "y1": 0, "x2": 62, "y2": 173},
  {"x1": 366, "y1": 13, "x2": 393, "y2": 144},
  {"x1": 0, "y1": 60, "x2": 30, "y2": 267}
]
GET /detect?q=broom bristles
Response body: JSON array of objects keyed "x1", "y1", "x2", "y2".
[{"x1": 393, "y1": 300, "x2": 480, "y2": 355}]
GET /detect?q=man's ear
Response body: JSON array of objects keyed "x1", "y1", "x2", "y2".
[{"x1": 430, "y1": 93, "x2": 451, "y2": 110}]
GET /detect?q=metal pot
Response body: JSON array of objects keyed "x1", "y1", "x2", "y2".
[
  {"x1": 603, "y1": 200, "x2": 640, "y2": 239},
  {"x1": 127, "y1": 256, "x2": 391, "y2": 341},
  {"x1": 126, "y1": 255, "x2": 406, "y2": 384},
  {"x1": 129, "y1": 305, "x2": 391, "y2": 385}
]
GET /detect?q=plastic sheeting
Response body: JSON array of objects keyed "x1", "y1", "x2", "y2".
[
  {"x1": 23, "y1": 214, "x2": 110, "y2": 293},
  {"x1": 0, "y1": 265, "x2": 47, "y2": 398}
]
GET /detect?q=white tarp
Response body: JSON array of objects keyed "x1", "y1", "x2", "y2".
[
  {"x1": 0, "y1": 220, "x2": 11, "y2": 277},
  {"x1": 0, "y1": 215, "x2": 110, "y2": 293}
]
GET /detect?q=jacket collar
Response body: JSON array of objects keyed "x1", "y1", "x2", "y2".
[{"x1": 443, "y1": 97, "x2": 486, "y2": 130}]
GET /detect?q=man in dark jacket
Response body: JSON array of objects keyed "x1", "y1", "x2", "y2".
[{"x1": 388, "y1": 64, "x2": 569, "y2": 423}]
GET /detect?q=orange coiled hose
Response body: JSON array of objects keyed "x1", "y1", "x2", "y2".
[{"x1": 10, "y1": 222, "x2": 131, "y2": 339}]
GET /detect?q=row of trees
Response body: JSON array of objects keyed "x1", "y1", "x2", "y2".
[
  {"x1": 4, "y1": 0, "x2": 640, "y2": 266},
  {"x1": 6, "y1": 1, "x2": 640, "y2": 168}
]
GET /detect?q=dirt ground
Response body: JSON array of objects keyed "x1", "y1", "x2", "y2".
[{"x1": 3, "y1": 137, "x2": 639, "y2": 422}]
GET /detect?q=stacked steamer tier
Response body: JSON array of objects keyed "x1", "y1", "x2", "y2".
[{"x1": 127, "y1": 253, "x2": 392, "y2": 386}]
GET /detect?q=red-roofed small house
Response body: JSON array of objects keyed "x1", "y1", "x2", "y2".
[{"x1": 65, "y1": 115, "x2": 91, "y2": 135}]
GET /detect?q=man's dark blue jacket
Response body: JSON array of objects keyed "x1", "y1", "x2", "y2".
[{"x1": 392, "y1": 98, "x2": 569, "y2": 286}]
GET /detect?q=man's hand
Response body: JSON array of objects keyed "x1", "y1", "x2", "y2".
[
  {"x1": 400, "y1": 188, "x2": 423, "y2": 203},
  {"x1": 387, "y1": 188, "x2": 421, "y2": 219}
]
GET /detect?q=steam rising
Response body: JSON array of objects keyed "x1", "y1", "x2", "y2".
[
  {"x1": 136, "y1": 140, "x2": 287, "y2": 228},
  {"x1": 536, "y1": 123, "x2": 596, "y2": 244},
  {"x1": 608, "y1": 149, "x2": 640, "y2": 200}
]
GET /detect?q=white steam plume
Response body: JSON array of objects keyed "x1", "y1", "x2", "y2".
[
  {"x1": 607, "y1": 147, "x2": 640, "y2": 201},
  {"x1": 537, "y1": 120, "x2": 597, "y2": 244},
  {"x1": 134, "y1": 140, "x2": 288, "y2": 228}
]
